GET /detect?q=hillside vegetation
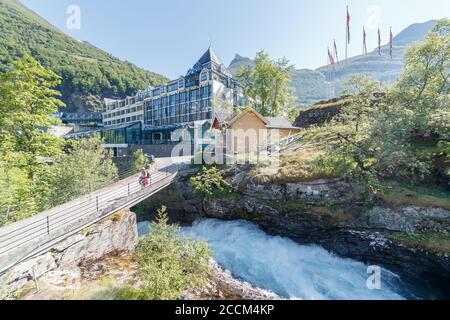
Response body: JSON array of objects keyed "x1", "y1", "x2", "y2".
[
  {"x1": 257, "y1": 20, "x2": 449, "y2": 203},
  {"x1": 0, "y1": 0, "x2": 168, "y2": 112}
]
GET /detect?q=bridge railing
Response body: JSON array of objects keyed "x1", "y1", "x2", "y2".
[{"x1": 0, "y1": 169, "x2": 178, "y2": 274}]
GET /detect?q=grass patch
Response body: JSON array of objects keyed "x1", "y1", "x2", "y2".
[
  {"x1": 251, "y1": 147, "x2": 339, "y2": 184},
  {"x1": 89, "y1": 285, "x2": 141, "y2": 301},
  {"x1": 380, "y1": 181, "x2": 450, "y2": 210},
  {"x1": 392, "y1": 231, "x2": 450, "y2": 256},
  {"x1": 302, "y1": 97, "x2": 352, "y2": 111}
]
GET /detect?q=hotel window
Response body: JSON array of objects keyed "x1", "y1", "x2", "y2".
[
  {"x1": 132, "y1": 116, "x2": 136, "y2": 121},
  {"x1": 169, "y1": 94, "x2": 176, "y2": 106},
  {"x1": 190, "y1": 89, "x2": 198, "y2": 102},
  {"x1": 168, "y1": 83, "x2": 178, "y2": 92},
  {"x1": 126, "y1": 117, "x2": 130, "y2": 122},
  {"x1": 200, "y1": 71, "x2": 208, "y2": 82},
  {"x1": 179, "y1": 92, "x2": 186, "y2": 103},
  {"x1": 162, "y1": 97, "x2": 168, "y2": 107}
]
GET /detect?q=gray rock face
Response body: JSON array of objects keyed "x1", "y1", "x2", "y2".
[
  {"x1": 369, "y1": 206, "x2": 450, "y2": 234},
  {"x1": 243, "y1": 179, "x2": 355, "y2": 203},
  {"x1": 0, "y1": 210, "x2": 138, "y2": 300},
  {"x1": 183, "y1": 262, "x2": 281, "y2": 300},
  {"x1": 141, "y1": 174, "x2": 450, "y2": 299}
]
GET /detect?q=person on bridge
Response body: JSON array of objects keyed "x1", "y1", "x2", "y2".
[{"x1": 140, "y1": 167, "x2": 149, "y2": 188}]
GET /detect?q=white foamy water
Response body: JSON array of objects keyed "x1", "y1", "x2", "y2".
[{"x1": 182, "y1": 219, "x2": 405, "y2": 300}]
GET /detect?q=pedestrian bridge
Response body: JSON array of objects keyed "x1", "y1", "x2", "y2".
[{"x1": 0, "y1": 158, "x2": 189, "y2": 274}]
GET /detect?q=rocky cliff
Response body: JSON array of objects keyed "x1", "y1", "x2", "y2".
[
  {"x1": 0, "y1": 209, "x2": 138, "y2": 299},
  {"x1": 136, "y1": 167, "x2": 450, "y2": 299}
]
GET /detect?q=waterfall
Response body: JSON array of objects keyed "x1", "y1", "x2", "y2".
[{"x1": 183, "y1": 219, "x2": 404, "y2": 300}]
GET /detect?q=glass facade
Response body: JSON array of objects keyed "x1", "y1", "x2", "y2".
[
  {"x1": 101, "y1": 122, "x2": 142, "y2": 145},
  {"x1": 145, "y1": 84, "x2": 213, "y2": 128}
]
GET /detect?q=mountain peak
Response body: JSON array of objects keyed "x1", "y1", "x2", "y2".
[{"x1": 393, "y1": 19, "x2": 438, "y2": 45}]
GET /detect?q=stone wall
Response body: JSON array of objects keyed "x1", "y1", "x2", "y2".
[{"x1": 0, "y1": 209, "x2": 138, "y2": 299}]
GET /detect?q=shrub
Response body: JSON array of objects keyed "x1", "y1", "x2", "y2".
[
  {"x1": 131, "y1": 149, "x2": 149, "y2": 173},
  {"x1": 134, "y1": 206, "x2": 211, "y2": 300},
  {"x1": 190, "y1": 166, "x2": 233, "y2": 198}
]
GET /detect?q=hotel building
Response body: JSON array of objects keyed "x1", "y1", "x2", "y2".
[{"x1": 101, "y1": 47, "x2": 245, "y2": 146}]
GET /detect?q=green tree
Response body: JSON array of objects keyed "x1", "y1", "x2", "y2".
[
  {"x1": 312, "y1": 75, "x2": 387, "y2": 194},
  {"x1": 0, "y1": 164, "x2": 36, "y2": 226},
  {"x1": 312, "y1": 18, "x2": 450, "y2": 193},
  {"x1": 190, "y1": 166, "x2": 232, "y2": 198},
  {"x1": 33, "y1": 135, "x2": 118, "y2": 210},
  {"x1": 134, "y1": 206, "x2": 211, "y2": 300},
  {"x1": 374, "y1": 18, "x2": 450, "y2": 183},
  {"x1": 393, "y1": 18, "x2": 450, "y2": 139},
  {"x1": 0, "y1": 55, "x2": 65, "y2": 175},
  {"x1": 0, "y1": 56, "x2": 65, "y2": 225},
  {"x1": 237, "y1": 50, "x2": 297, "y2": 120},
  {"x1": 131, "y1": 149, "x2": 149, "y2": 173}
]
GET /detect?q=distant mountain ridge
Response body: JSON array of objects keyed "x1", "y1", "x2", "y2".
[
  {"x1": 0, "y1": 0, "x2": 168, "y2": 113},
  {"x1": 229, "y1": 19, "x2": 439, "y2": 107}
]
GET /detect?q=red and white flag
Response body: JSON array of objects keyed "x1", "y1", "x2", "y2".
[
  {"x1": 328, "y1": 48, "x2": 335, "y2": 72},
  {"x1": 389, "y1": 27, "x2": 393, "y2": 59},
  {"x1": 378, "y1": 27, "x2": 381, "y2": 55},
  {"x1": 333, "y1": 39, "x2": 339, "y2": 64},
  {"x1": 363, "y1": 27, "x2": 368, "y2": 55},
  {"x1": 346, "y1": 7, "x2": 351, "y2": 44}
]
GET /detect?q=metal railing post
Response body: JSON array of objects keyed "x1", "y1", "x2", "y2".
[
  {"x1": 96, "y1": 196, "x2": 99, "y2": 212},
  {"x1": 46, "y1": 216, "x2": 50, "y2": 235}
]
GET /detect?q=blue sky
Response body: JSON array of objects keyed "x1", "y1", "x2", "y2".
[{"x1": 21, "y1": 0, "x2": 449, "y2": 79}]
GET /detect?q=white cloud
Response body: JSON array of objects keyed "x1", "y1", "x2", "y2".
[{"x1": 366, "y1": 5, "x2": 382, "y2": 30}]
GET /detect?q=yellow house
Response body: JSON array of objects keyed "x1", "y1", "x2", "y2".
[{"x1": 212, "y1": 108, "x2": 302, "y2": 155}]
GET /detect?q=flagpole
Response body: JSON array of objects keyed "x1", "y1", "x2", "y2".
[{"x1": 345, "y1": 5, "x2": 348, "y2": 64}]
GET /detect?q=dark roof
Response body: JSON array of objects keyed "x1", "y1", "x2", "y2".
[{"x1": 197, "y1": 46, "x2": 221, "y2": 66}]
